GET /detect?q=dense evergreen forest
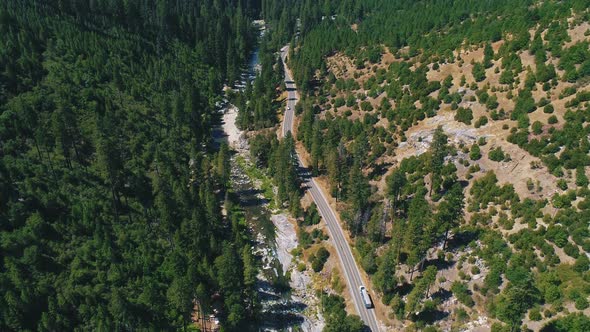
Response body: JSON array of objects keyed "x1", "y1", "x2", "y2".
[{"x1": 0, "y1": 0, "x2": 264, "y2": 330}]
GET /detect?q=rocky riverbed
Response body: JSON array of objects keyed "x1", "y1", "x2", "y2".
[
  {"x1": 216, "y1": 47, "x2": 324, "y2": 331},
  {"x1": 223, "y1": 112, "x2": 324, "y2": 331}
]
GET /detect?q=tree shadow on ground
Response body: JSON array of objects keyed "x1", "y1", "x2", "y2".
[
  {"x1": 413, "y1": 309, "x2": 450, "y2": 325},
  {"x1": 431, "y1": 288, "x2": 452, "y2": 302},
  {"x1": 424, "y1": 257, "x2": 456, "y2": 271},
  {"x1": 369, "y1": 161, "x2": 393, "y2": 179},
  {"x1": 445, "y1": 228, "x2": 482, "y2": 252},
  {"x1": 234, "y1": 188, "x2": 269, "y2": 207},
  {"x1": 396, "y1": 281, "x2": 414, "y2": 297}
]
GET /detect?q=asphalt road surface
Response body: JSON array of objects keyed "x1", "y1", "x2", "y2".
[
  {"x1": 281, "y1": 48, "x2": 297, "y2": 138},
  {"x1": 280, "y1": 46, "x2": 380, "y2": 332}
]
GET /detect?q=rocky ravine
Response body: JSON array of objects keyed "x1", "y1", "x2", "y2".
[{"x1": 221, "y1": 92, "x2": 324, "y2": 331}]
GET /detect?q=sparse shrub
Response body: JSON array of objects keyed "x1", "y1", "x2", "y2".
[
  {"x1": 499, "y1": 69, "x2": 514, "y2": 84},
  {"x1": 532, "y1": 121, "x2": 543, "y2": 134},
  {"x1": 544, "y1": 309, "x2": 553, "y2": 319},
  {"x1": 489, "y1": 147, "x2": 505, "y2": 162},
  {"x1": 499, "y1": 215, "x2": 515, "y2": 230},
  {"x1": 302, "y1": 205, "x2": 321, "y2": 226},
  {"x1": 334, "y1": 97, "x2": 345, "y2": 108},
  {"x1": 517, "y1": 114, "x2": 530, "y2": 128},
  {"x1": 557, "y1": 179, "x2": 568, "y2": 190},
  {"x1": 563, "y1": 242, "x2": 579, "y2": 258},
  {"x1": 529, "y1": 307, "x2": 542, "y2": 321},
  {"x1": 544, "y1": 104, "x2": 554, "y2": 113},
  {"x1": 575, "y1": 166, "x2": 588, "y2": 187},
  {"x1": 575, "y1": 297, "x2": 589, "y2": 310},
  {"x1": 559, "y1": 87, "x2": 576, "y2": 99},
  {"x1": 360, "y1": 100, "x2": 373, "y2": 112},
  {"x1": 456, "y1": 308, "x2": 469, "y2": 321},
  {"x1": 530, "y1": 160, "x2": 542, "y2": 169},
  {"x1": 311, "y1": 247, "x2": 330, "y2": 272},
  {"x1": 291, "y1": 247, "x2": 302, "y2": 257},
  {"x1": 574, "y1": 255, "x2": 589, "y2": 273},
  {"x1": 451, "y1": 281, "x2": 475, "y2": 306},
  {"x1": 455, "y1": 107, "x2": 473, "y2": 125},
  {"x1": 526, "y1": 178, "x2": 535, "y2": 191},
  {"x1": 297, "y1": 262, "x2": 307, "y2": 272},
  {"x1": 298, "y1": 228, "x2": 313, "y2": 249},
  {"x1": 470, "y1": 144, "x2": 482, "y2": 160},
  {"x1": 537, "y1": 98, "x2": 549, "y2": 107},
  {"x1": 473, "y1": 62, "x2": 486, "y2": 82},
  {"x1": 543, "y1": 82, "x2": 551, "y2": 91},
  {"x1": 459, "y1": 270, "x2": 469, "y2": 280},
  {"x1": 486, "y1": 95, "x2": 499, "y2": 109},
  {"x1": 475, "y1": 116, "x2": 488, "y2": 128}
]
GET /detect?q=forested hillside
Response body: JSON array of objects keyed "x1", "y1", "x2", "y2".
[
  {"x1": 283, "y1": 0, "x2": 590, "y2": 331},
  {"x1": 0, "y1": 0, "x2": 261, "y2": 330},
  {"x1": 4, "y1": 0, "x2": 590, "y2": 331},
  {"x1": 290, "y1": 0, "x2": 590, "y2": 91}
]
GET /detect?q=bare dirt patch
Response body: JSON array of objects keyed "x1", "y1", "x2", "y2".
[{"x1": 565, "y1": 21, "x2": 590, "y2": 47}]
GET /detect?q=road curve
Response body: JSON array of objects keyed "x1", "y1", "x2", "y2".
[{"x1": 280, "y1": 46, "x2": 380, "y2": 332}]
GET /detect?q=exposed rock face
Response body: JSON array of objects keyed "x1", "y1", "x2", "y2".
[
  {"x1": 222, "y1": 105, "x2": 250, "y2": 152},
  {"x1": 271, "y1": 214, "x2": 297, "y2": 275}
]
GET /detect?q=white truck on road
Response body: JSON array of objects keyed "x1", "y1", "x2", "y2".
[{"x1": 360, "y1": 286, "x2": 373, "y2": 309}]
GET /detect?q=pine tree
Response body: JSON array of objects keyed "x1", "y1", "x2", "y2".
[
  {"x1": 483, "y1": 42, "x2": 494, "y2": 68},
  {"x1": 404, "y1": 265, "x2": 437, "y2": 317},
  {"x1": 216, "y1": 142, "x2": 231, "y2": 188},
  {"x1": 429, "y1": 126, "x2": 448, "y2": 195},
  {"x1": 311, "y1": 120, "x2": 322, "y2": 175},
  {"x1": 576, "y1": 166, "x2": 589, "y2": 187},
  {"x1": 436, "y1": 182, "x2": 464, "y2": 249},
  {"x1": 405, "y1": 193, "x2": 433, "y2": 278},
  {"x1": 326, "y1": 149, "x2": 340, "y2": 196},
  {"x1": 374, "y1": 245, "x2": 398, "y2": 294},
  {"x1": 386, "y1": 169, "x2": 406, "y2": 220},
  {"x1": 472, "y1": 62, "x2": 486, "y2": 82}
]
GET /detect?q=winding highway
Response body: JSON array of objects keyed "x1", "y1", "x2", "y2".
[{"x1": 280, "y1": 46, "x2": 380, "y2": 332}]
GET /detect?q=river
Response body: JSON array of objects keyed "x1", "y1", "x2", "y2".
[{"x1": 213, "y1": 38, "x2": 324, "y2": 331}]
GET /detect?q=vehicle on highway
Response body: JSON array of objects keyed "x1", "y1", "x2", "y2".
[
  {"x1": 287, "y1": 106, "x2": 291, "y2": 110},
  {"x1": 359, "y1": 286, "x2": 373, "y2": 309}
]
